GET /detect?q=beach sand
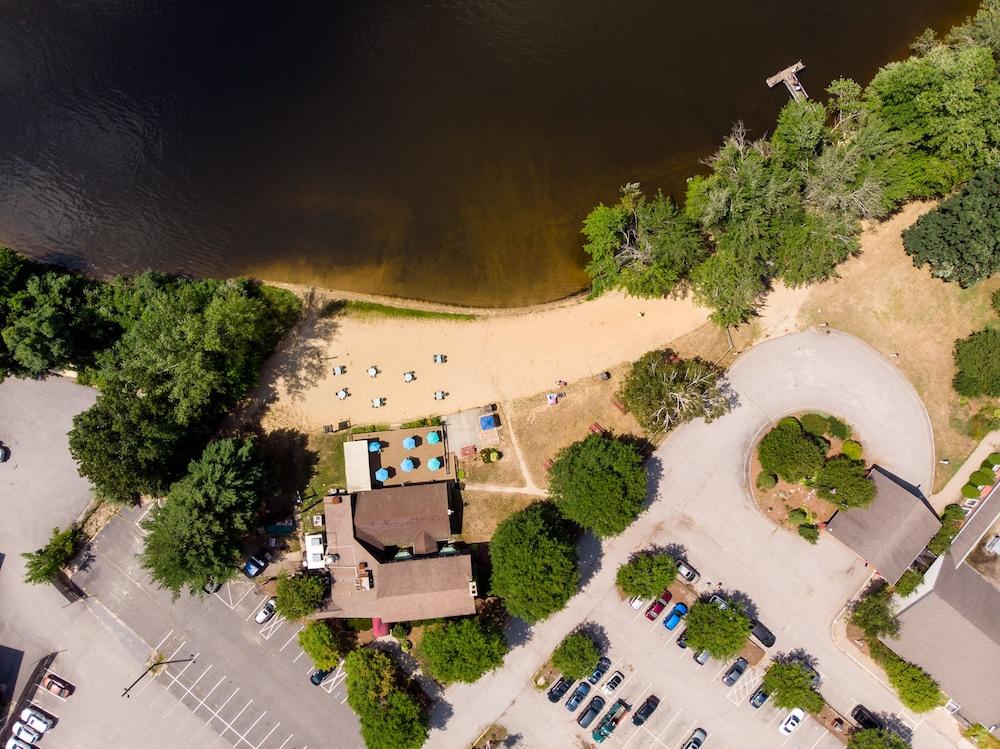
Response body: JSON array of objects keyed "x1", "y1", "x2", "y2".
[{"x1": 253, "y1": 289, "x2": 710, "y2": 432}]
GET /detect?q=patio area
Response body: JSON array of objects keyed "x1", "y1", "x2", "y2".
[{"x1": 349, "y1": 426, "x2": 452, "y2": 488}]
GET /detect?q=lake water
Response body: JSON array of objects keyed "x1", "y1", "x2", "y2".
[{"x1": 0, "y1": 1, "x2": 978, "y2": 307}]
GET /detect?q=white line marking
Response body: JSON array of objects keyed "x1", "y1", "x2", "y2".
[
  {"x1": 153, "y1": 629, "x2": 175, "y2": 652},
  {"x1": 165, "y1": 664, "x2": 212, "y2": 717},
  {"x1": 277, "y1": 735, "x2": 294, "y2": 749},
  {"x1": 220, "y1": 698, "x2": 254, "y2": 737},
  {"x1": 808, "y1": 730, "x2": 830, "y2": 749},
  {"x1": 254, "y1": 722, "x2": 280, "y2": 749},
  {"x1": 280, "y1": 626, "x2": 303, "y2": 652},
  {"x1": 237, "y1": 711, "x2": 266, "y2": 744}
]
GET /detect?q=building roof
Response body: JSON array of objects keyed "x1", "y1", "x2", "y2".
[
  {"x1": 344, "y1": 440, "x2": 373, "y2": 493},
  {"x1": 892, "y1": 553, "x2": 1000, "y2": 726},
  {"x1": 353, "y1": 483, "x2": 453, "y2": 555},
  {"x1": 826, "y1": 466, "x2": 940, "y2": 584},
  {"x1": 951, "y1": 483, "x2": 1000, "y2": 565}
]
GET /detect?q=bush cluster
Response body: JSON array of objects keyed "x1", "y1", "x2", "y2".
[
  {"x1": 551, "y1": 632, "x2": 600, "y2": 681},
  {"x1": 758, "y1": 418, "x2": 826, "y2": 483},
  {"x1": 616, "y1": 553, "x2": 678, "y2": 599},
  {"x1": 927, "y1": 504, "x2": 966, "y2": 556},
  {"x1": 868, "y1": 639, "x2": 944, "y2": 713},
  {"x1": 344, "y1": 649, "x2": 427, "y2": 749},
  {"x1": 894, "y1": 569, "x2": 924, "y2": 597}
]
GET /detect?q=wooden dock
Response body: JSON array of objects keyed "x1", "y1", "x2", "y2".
[{"x1": 766, "y1": 61, "x2": 807, "y2": 101}]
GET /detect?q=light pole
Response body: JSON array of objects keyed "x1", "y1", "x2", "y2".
[{"x1": 122, "y1": 654, "x2": 195, "y2": 698}]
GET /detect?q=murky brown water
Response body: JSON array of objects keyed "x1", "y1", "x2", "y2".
[{"x1": 0, "y1": 1, "x2": 979, "y2": 306}]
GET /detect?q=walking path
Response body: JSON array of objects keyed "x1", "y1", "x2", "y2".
[{"x1": 930, "y1": 430, "x2": 1000, "y2": 512}]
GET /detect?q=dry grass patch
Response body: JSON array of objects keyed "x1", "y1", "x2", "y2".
[
  {"x1": 459, "y1": 490, "x2": 540, "y2": 543},
  {"x1": 460, "y1": 445, "x2": 526, "y2": 488},
  {"x1": 799, "y1": 202, "x2": 1000, "y2": 491},
  {"x1": 506, "y1": 368, "x2": 644, "y2": 489}
]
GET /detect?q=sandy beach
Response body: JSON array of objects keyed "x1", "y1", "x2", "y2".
[{"x1": 253, "y1": 288, "x2": 710, "y2": 432}]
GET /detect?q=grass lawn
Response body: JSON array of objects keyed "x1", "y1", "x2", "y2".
[
  {"x1": 342, "y1": 300, "x2": 477, "y2": 322},
  {"x1": 799, "y1": 203, "x2": 1000, "y2": 492},
  {"x1": 460, "y1": 447, "x2": 527, "y2": 487},
  {"x1": 459, "y1": 490, "x2": 540, "y2": 542},
  {"x1": 305, "y1": 431, "x2": 349, "y2": 500}
]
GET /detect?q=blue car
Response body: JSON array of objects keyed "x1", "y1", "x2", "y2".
[
  {"x1": 663, "y1": 602, "x2": 688, "y2": 631},
  {"x1": 565, "y1": 681, "x2": 591, "y2": 711}
]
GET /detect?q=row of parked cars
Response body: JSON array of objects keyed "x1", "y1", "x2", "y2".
[{"x1": 6, "y1": 675, "x2": 72, "y2": 749}]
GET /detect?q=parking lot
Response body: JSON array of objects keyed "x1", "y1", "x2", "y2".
[{"x1": 73, "y1": 503, "x2": 362, "y2": 749}]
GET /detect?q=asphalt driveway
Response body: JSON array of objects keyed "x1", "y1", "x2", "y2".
[{"x1": 429, "y1": 329, "x2": 948, "y2": 749}]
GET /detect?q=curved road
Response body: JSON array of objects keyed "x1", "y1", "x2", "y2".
[{"x1": 431, "y1": 329, "x2": 949, "y2": 749}]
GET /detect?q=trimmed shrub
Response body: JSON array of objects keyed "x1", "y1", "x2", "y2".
[
  {"x1": 962, "y1": 483, "x2": 983, "y2": 499},
  {"x1": 756, "y1": 472, "x2": 777, "y2": 491},
  {"x1": 798, "y1": 524, "x2": 819, "y2": 544},
  {"x1": 989, "y1": 452, "x2": 1000, "y2": 466},
  {"x1": 800, "y1": 413, "x2": 830, "y2": 437},
  {"x1": 758, "y1": 418, "x2": 826, "y2": 483},
  {"x1": 868, "y1": 639, "x2": 943, "y2": 712},
  {"x1": 788, "y1": 508, "x2": 809, "y2": 526},
  {"x1": 551, "y1": 632, "x2": 600, "y2": 680},
  {"x1": 927, "y1": 504, "x2": 966, "y2": 556},
  {"x1": 894, "y1": 569, "x2": 924, "y2": 597},
  {"x1": 970, "y1": 468, "x2": 996, "y2": 487},
  {"x1": 842, "y1": 440, "x2": 863, "y2": 460},
  {"x1": 816, "y1": 456, "x2": 876, "y2": 508},
  {"x1": 826, "y1": 416, "x2": 851, "y2": 440},
  {"x1": 953, "y1": 329, "x2": 1000, "y2": 397}
]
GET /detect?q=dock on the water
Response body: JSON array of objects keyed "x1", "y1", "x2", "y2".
[{"x1": 766, "y1": 61, "x2": 807, "y2": 101}]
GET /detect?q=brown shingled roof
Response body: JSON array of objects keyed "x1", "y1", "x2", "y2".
[{"x1": 353, "y1": 483, "x2": 453, "y2": 553}]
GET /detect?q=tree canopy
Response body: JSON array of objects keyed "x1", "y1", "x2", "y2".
[
  {"x1": 582, "y1": 183, "x2": 707, "y2": 298},
  {"x1": 551, "y1": 632, "x2": 600, "y2": 681},
  {"x1": 850, "y1": 586, "x2": 900, "y2": 640},
  {"x1": 761, "y1": 661, "x2": 825, "y2": 713},
  {"x1": 815, "y1": 456, "x2": 876, "y2": 508},
  {"x1": 847, "y1": 729, "x2": 909, "y2": 749},
  {"x1": 21, "y1": 526, "x2": 80, "y2": 585},
  {"x1": 417, "y1": 617, "x2": 508, "y2": 685},
  {"x1": 684, "y1": 601, "x2": 751, "y2": 659},
  {"x1": 344, "y1": 649, "x2": 427, "y2": 749},
  {"x1": 140, "y1": 438, "x2": 268, "y2": 597},
  {"x1": 616, "y1": 552, "x2": 678, "y2": 599},
  {"x1": 868, "y1": 640, "x2": 944, "y2": 713},
  {"x1": 548, "y1": 433, "x2": 647, "y2": 538},
  {"x1": 618, "y1": 349, "x2": 732, "y2": 433},
  {"x1": 276, "y1": 573, "x2": 326, "y2": 620},
  {"x1": 489, "y1": 502, "x2": 579, "y2": 624},
  {"x1": 298, "y1": 621, "x2": 355, "y2": 670},
  {"x1": 757, "y1": 418, "x2": 826, "y2": 483},
  {"x1": 953, "y1": 329, "x2": 1000, "y2": 397}
]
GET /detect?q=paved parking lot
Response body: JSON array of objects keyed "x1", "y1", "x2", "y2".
[{"x1": 73, "y1": 503, "x2": 362, "y2": 749}]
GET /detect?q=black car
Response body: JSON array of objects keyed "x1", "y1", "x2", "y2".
[
  {"x1": 722, "y1": 657, "x2": 748, "y2": 686},
  {"x1": 310, "y1": 668, "x2": 331, "y2": 686},
  {"x1": 566, "y1": 681, "x2": 591, "y2": 711},
  {"x1": 749, "y1": 687, "x2": 770, "y2": 709},
  {"x1": 547, "y1": 677, "x2": 574, "y2": 703},
  {"x1": 632, "y1": 695, "x2": 660, "y2": 726},
  {"x1": 750, "y1": 619, "x2": 776, "y2": 648},
  {"x1": 851, "y1": 704, "x2": 883, "y2": 730},
  {"x1": 587, "y1": 656, "x2": 612, "y2": 685},
  {"x1": 577, "y1": 696, "x2": 606, "y2": 728},
  {"x1": 201, "y1": 578, "x2": 221, "y2": 594},
  {"x1": 676, "y1": 630, "x2": 688, "y2": 649}
]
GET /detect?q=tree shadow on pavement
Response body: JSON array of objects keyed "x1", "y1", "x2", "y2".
[
  {"x1": 644, "y1": 455, "x2": 664, "y2": 505},
  {"x1": 577, "y1": 621, "x2": 610, "y2": 653},
  {"x1": 880, "y1": 714, "x2": 913, "y2": 744},
  {"x1": 776, "y1": 648, "x2": 819, "y2": 671},
  {"x1": 578, "y1": 531, "x2": 604, "y2": 589},
  {"x1": 505, "y1": 617, "x2": 533, "y2": 649},
  {"x1": 718, "y1": 588, "x2": 759, "y2": 621}
]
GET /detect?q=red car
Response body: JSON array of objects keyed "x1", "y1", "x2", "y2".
[
  {"x1": 40, "y1": 674, "x2": 73, "y2": 698},
  {"x1": 644, "y1": 590, "x2": 672, "y2": 621}
]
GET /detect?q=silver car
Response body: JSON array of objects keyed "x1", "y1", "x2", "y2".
[
  {"x1": 682, "y1": 728, "x2": 708, "y2": 749},
  {"x1": 10, "y1": 722, "x2": 40, "y2": 745},
  {"x1": 254, "y1": 597, "x2": 277, "y2": 624},
  {"x1": 20, "y1": 706, "x2": 53, "y2": 734}
]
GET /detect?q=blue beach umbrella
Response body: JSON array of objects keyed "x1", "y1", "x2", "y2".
[
  {"x1": 403, "y1": 436, "x2": 417, "y2": 450},
  {"x1": 428, "y1": 457, "x2": 442, "y2": 471},
  {"x1": 400, "y1": 458, "x2": 415, "y2": 473},
  {"x1": 426, "y1": 431, "x2": 441, "y2": 445},
  {"x1": 375, "y1": 467, "x2": 389, "y2": 482},
  {"x1": 368, "y1": 440, "x2": 382, "y2": 453}
]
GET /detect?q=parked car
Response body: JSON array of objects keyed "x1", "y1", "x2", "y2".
[
  {"x1": 601, "y1": 671, "x2": 624, "y2": 695},
  {"x1": 722, "y1": 657, "x2": 748, "y2": 686},
  {"x1": 709, "y1": 593, "x2": 728, "y2": 609},
  {"x1": 0, "y1": 443, "x2": 10, "y2": 462},
  {"x1": 693, "y1": 649, "x2": 711, "y2": 665},
  {"x1": 592, "y1": 699, "x2": 630, "y2": 743},
  {"x1": 750, "y1": 618, "x2": 776, "y2": 648},
  {"x1": 40, "y1": 674, "x2": 72, "y2": 698},
  {"x1": 241, "y1": 556, "x2": 267, "y2": 578},
  {"x1": 663, "y1": 602, "x2": 688, "y2": 631},
  {"x1": 9, "y1": 722, "x2": 39, "y2": 745},
  {"x1": 676, "y1": 561, "x2": 699, "y2": 583},
  {"x1": 547, "y1": 676, "x2": 574, "y2": 703},
  {"x1": 202, "y1": 578, "x2": 221, "y2": 594},
  {"x1": 20, "y1": 707, "x2": 53, "y2": 733},
  {"x1": 676, "y1": 629, "x2": 688, "y2": 649},
  {"x1": 6, "y1": 738, "x2": 32, "y2": 749},
  {"x1": 566, "y1": 681, "x2": 591, "y2": 711},
  {"x1": 588, "y1": 656, "x2": 611, "y2": 685},
  {"x1": 851, "y1": 704, "x2": 883, "y2": 730},
  {"x1": 645, "y1": 590, "x2": 672, "y2": 621},
  {"x1": 681, "y1": 728, "x2": 708, "y2": 749},
  {"x1": 632, "y1": 695, "x2": 660, "y2": 726},
  {"x1": 309, "y1": 668, "x2": 331, "y2": 685},
  {"x1": 749, "y1": 686, "x2": 770, "y2": 709},
  {"x1": 628, "y1": 595, "x2": 647, "y2": 610},
  {"x1": 577, "y1": 696, "x2": 606, "y2": 728},
  {"x1": 254, "y1": 596, "x2": 277, "y2": 624},
  {"x1": 779, "y1": 708, "x2": 806, "y2": 736}
]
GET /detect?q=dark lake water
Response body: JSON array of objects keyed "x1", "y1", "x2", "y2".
[{"x1": 0, "y1": 1, "x2": 979, "y2": 307}]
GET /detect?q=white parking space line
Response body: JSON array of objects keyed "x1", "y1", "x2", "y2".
[
  {"x1": 236, "y1": 711, "x2": 266, "y2": 744},
  {"x1": 766, "y1": 708, "x2": 785, "y2": 728},
  {"x1": 808, "y1": 729, "x2": 830, "y2": 749},
  {"x1": 153, "y1": 629, "x2": 175, "y2": 652},
  {"x1": 277, "y1": 734, "x2": 294, "y2": 749},
  {"x1": 164, "y1": 664, "x2": 212, "y2": 717},
  {"x1": 322, "y1": 662, "x2": 348, "y2": 694},
  {"x1": 245, "y1": 599, "x2": 264, "y2": 622},
  {"x1": 206, "y1": 688, "x2": 240, "y2": 727},
  {"x1": 259, "y1": 614, "x2": 287, "y2": 640},
  {"x1": 293, "y1": 650, "x2": 306, "y2": 663},
  {"x1": 220, "y1": 698, "x2": 254, "y2": 737},
  {"x1": 254, "y1": 722, "x2": 281, "y2": 749},
  {"x1": 216, "y1": 581, "x2": 257, "y2": 611},
  {"x1": 279, "y1": 626, "x2": 304, "y2": 652}
]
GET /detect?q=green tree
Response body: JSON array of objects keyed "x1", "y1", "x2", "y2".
[
  {"x1": 758, "y1": 418, "x2": 826, "y2": 483},
  {"x1": 850, "y1": 586, "x2": 899, "y2": 639},
  {"x1": 360, "y1": 690, "x2": 427, "y2": 749},
  {"x1": 684, "y1": 601, "x2": 751, "y2": 659},
  {"x1": 582, "y1": 183, "x2": 707, "y2": 299},
  {"x1": 551, "y1": 632, "x2": 600, "y2": 680},
  {"x1": 298, "y1": 621, "x2": 355, "y2": 670},
  {"x1": 21, "y1": 526, "x2": 80, "y2": 584},
  {"x1": 276, "y1": 573, "x2": 326, "y2": 620},
  {"x1": 344, "y1": 649, "x2": 427, "y2": 749},
  {"x1": 548, "y1": 433, "x2": 647, "y2": 537},
  {"x1": 848, "y1": 728, "x2": 910, "y2": 749},
  {"x1": 616, "y1": 553, "x2": 678, "y2": 599},
  {"x1": 953, "y1": 329, "x2": 1000, "y2": 397},
  {"x1": 489, "y1": 502, "x2": 579, "y2": 624},
  {"x1": 894, "y1": 569, "x2": 924, "y2": 597},
  {"x1": 902, "y1": 167, "x2": 1000, "y2": 287},
  {"x1": 417, "y1": 618, "x2": 508, "y2": 684},
  {"x1": 140, "y1": 438, "x2": 268, "y2": 597},
  {"x1": 927, "y1": 504, "x2": 965, "y2": 555},
  {"x1": 761, "y1": 661, "x2": 825, "y2": 713},
  {"x1": 869, "y1": 640, "x2": 943, "y2": 712},
  {"x1": 815, "y1": 456, "x2": 876, "y2": 508},
  {"x1": 618, "y1": 349, "x2": 732, "y2": 433},
  {"x1": 1, "y1": 272, "x2": 88, "y2": 375},
  {"x1": 690, "y1": 248, "x2": 766, "y2": 327}
]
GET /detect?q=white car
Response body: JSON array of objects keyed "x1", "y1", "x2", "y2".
[
  {"x1": 602, "y1": 671, "x2": 624, "y2": 695},
  {"x1": 254, "y1": 597, "x2": 277, "y2": 624},
  {"x1": 20, "y1": 706, "x2": 53, "y2": 733},
  {"x1": 677, "y1": 561, "x2": 700, "y2": 583},
  {"x1": 6, "y1": 738, "x2": 32, "y2": 749},
  {"x1": 628, "y1": 595, "x2": 647, "y2": 610},
  {"x1": 779, "y1": 708, "x2": 806, "y2": 736},
  {"x1": 9, "y1": 721, "x2": 40, "y2": 745}
]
